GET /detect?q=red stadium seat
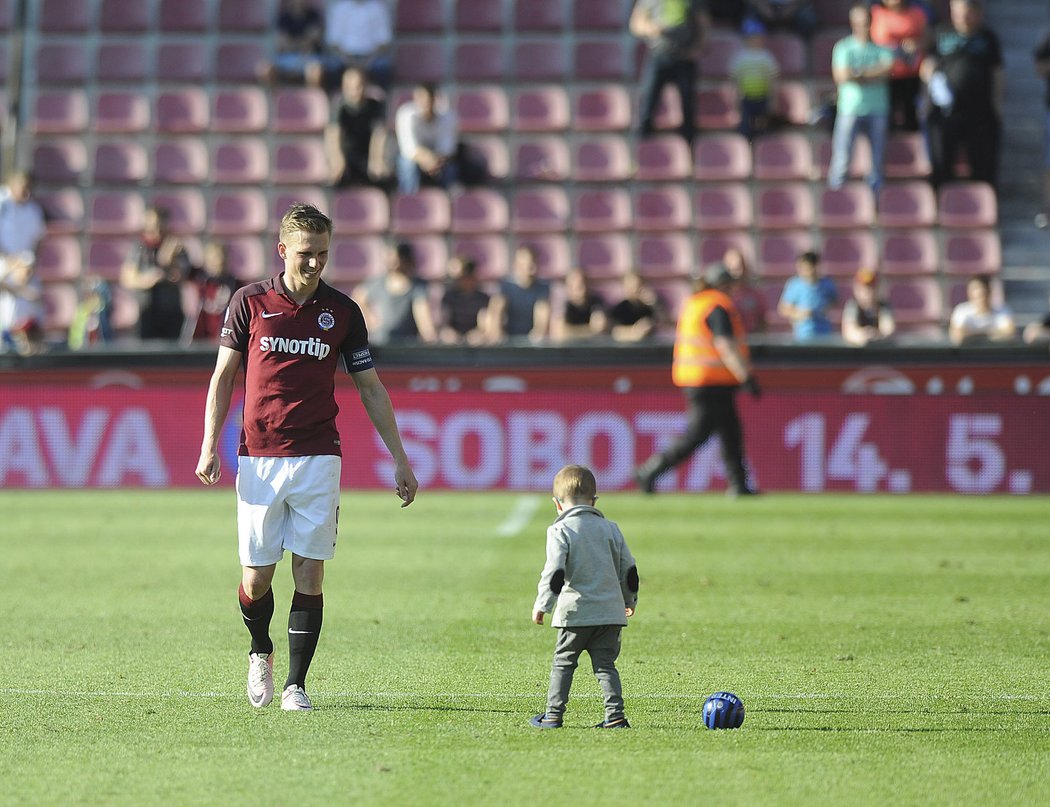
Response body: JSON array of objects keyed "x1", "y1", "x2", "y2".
[
  {"x1": 332, "y1": 188, "x2": 390, "y2": 235},
  {"x1": 451, "y1": 189, "x2": 510, "y2": 235},
  {"x1": 31, "y1": 90, "x2": 89, "y2": 135},
  {"x1": 391, "y1": 190, "x2": 452, "y2": 235},
  {"x1": 514, "y1": 0, "x2": 566, "y2": 30},
  {"x1": 514, "y1": 138, "x2": 571, "y2": 181},
  {"x1": 576, "y1": 234, "x2": 633, "y2": 279},
  {"x1": 35, "y1": 42, "x2": 89, "y2": 85},
  {"x1": 695, "y1": 184, "x2": 753, "y2": 231},
  {"x1": 153, "y1": 139, "x2": 209, "y2": 184},
  {"x1": 699, "y1": 30, "x2": 742, "y2": 79},
  {"x1": 33, "y1": 138, "x2": 87, "y2": 185},
  {"x1": 820, "y1": 230, "x2": 878, "y2": 277},
  {"x1": 215, "y1": 43, "x2": 267, "y2": 83},
  {"x1": 815, "y1": 134, "x2": 871, "y2": 180},
  {"x1": 212, "y1": 88, "x2": 269, "y2": 134},
  {"x1": 753, "y1": 133, "x2": 814, "y2": 181},
  {"x1": 468, "y1": 135, "x2": 510, "y2": 181},
  {"x1": 511, "y1": 235, "x2": 571, "y2": 279},
  {"x1": 95, "y1": 92, "x2": 151, "y2": 134},
  {"x1": 693, "y1": 133, "x2": 752, "y2": 181},
  {"x1": 273, "y1": 88, "x2": 330, "y2": 134},
  {"x1": 574, "y1": 86, "x2": 632, "y2": 132},
  {"x1": 513, "y1": 86, "x2": 570, "y2": 133},
  {"x1": 222, "y1": 237, "x2": 268, "y2": 283},
  {"x1": 511, "y1": 188, "x2": 570, "y2": 234},
  {"x1": 401, "y1": 236, "x2": 448, "y2": 281},
  {"x1": 514, "y1": 39, "x2": 569, "y2": 81},
  {"x1": 39, "y1": 0, "x2": 92, "y2": 32},
  {"x1": 574, "y1": 188, "x2": 632, "y2": 234},
  {"x1": 696, "y1": 85, "x2": 740, "y2": 130},
  {"x1": 572, "y1": 0, "x2": 630, "y2": 30},
  {"x1": 653, "y1": 85, "x2": 683, "y2": 132},
  {"x1": 35, "y1": 237, "x2": 82, "y2": 282},
  {"x1": 886, "y1": 278, "x2": 943, "y2": 325},
  {"x1": 637, "y1": 233, "x2": 693, "y2": 279},
  {"x1": 454, "y1": 0, "x2": 504, "y2": 32},
  {"x1": 811, "y1": 28, "x2": 845, "y2": 78},
  {"x1": 151, "y1": 189, "x2": 207, "y2": 236},
  {"x1": 155, "y1": 88, "x2": 210, "y2": 134},
  {"x1": 394, "y1": 41, "x2": 447, "y2": 83},
  {"x1": 88, "y1": 191, "x2": 146, "y2": 236},
  {"x1": 37, "y1": 189, "x2": 84, "y2": 235},
  {"x1": 767, "y1": 33, "x2": 807, "y2": 78},
  {"x1": 775, "y1": 81, "x2": 812, "y2": 126},
  {"x1": 636, "y1": 135, "x2": 693, "y2": 181},
  {"x1": 87, "y1": 237, "x2": 135, "y2": 282},
  {"x1": 218, "y1": 0, "x2": 270, "y2": 31},
  {"x1": 99, "y1": 0, "x2": 150, "y2": 31},
  {"x1": 456, "y1": 86, "x2": 511, "y2": 133},
  {"x1": 455, "y1": 41, "x2": 507, "y2": 83},
  {"x1": 942, "y1": 230, "x2": 1002, "y2": 276},
  {"x1": 96, "y1": 42, "x2": 150, "y2": 83},
  {"x1": 634, "y1": 186, "x2": 692, "y2": 232},
  {"x1": 755, "y1": 183, "x2": 814, "y2": 231},
  {"x1": 212, "y1": 139, "x2": 269, "y2": 184},
  {"x1": 880, "y1": 230, "x2": 939, "y2": 276},
  {"x1": 399, "y1": 0, "x2": 449, "y2": 32},
  {"x1": 449, "y1": 235, "x2": 509, "y2": 281},
  {"x1": 877, "y1": 181, "x2": 937, "y2": 228},
  {"x1": 328, "y1": 237, "x2": 386, "y2": 285},
  {"x1": 41, "y1": 283, "x2": 79, "y2": 336},
  {"x1": 574, "y1": 38, "x2": 631, "y2": 80},
  {"x1": 93, "y1": 140, "x2": 149, "y2": 184},
  {"x1": 572, "y1": 137, "x2": 631, "y2": 182},
  {"x1": 884, "y1": 133, "x2": 932, "y2": 179},
  {"x1": 269, "y1": 188, "x2": 330, "y2": 232},
  {"x1": 159, "y1": 0, "x2": 209, "y2": 31},
  {"x1": 208, "y1": 190, "x2": 269, "y2": 236},
  {"x1": 758, "y1": 231, "x2": 815, "y2": 278},
  {"x1": 272, "y1": 139, "x2": 329, "y2": 184},
  {"x1": 938, "y1": 182, "x2": 998, "y2": 229},
  {"x1": 819, "y1": 183, "x2": 875, "y2": 230},
  {"x1": 156, "y1": 43, "x2": 209, "y2": 83},
  {"x1": 697, "y1": 232, "x2": 756, "y2": 271}
]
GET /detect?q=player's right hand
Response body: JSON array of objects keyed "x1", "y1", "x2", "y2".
[{"x1": 195, "y1": 453, "x2": 220, "y2": 486}]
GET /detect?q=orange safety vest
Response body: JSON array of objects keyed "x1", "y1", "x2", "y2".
[{"x1": 672, "y1": 288, "x2": 750, "y2": 388}]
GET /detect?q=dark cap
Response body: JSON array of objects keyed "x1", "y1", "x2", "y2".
[{"x1": 694, "y1": 261, "x2": 733, "y2": 287}]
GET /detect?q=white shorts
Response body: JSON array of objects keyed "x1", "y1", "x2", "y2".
[{"x1": 236, "y1": 455, "x2": 341, "y2": 567}]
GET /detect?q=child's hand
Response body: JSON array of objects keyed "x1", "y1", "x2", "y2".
[
  {"x1": 532, "y1": 610, "x2": 545, "y2": 625},
  {"x1": 625, "y1": 607, "x2": 635, "y2": 618}
]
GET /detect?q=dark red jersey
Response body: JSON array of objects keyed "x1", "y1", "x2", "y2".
[{"x1": 220, "y1": 275, "x2": 374, "y2": 457}]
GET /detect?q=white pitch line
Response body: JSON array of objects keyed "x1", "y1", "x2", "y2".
[{"x1": 495, "y1": 495, "x2": 542, "y2": 537}]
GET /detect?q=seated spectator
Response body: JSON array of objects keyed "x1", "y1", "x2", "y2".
[
  {"x1": 1023, "y1": 294, "x2": 1050, "y2": 345},
  {"x1": 608, "y1": 271, "x2": 663, "y2": 342},
  {"x1": 257, "y1": 0, "x2": 331, "y2": 87},
  {"x1": 325, "y1": 67, "x2": 390, "y2": 188},
  {"x1": 871, "y1": 0, "x2": 928, "y2": 131},
  {"x1": 68, "y1": 275, "x2": 113, "y2": 350},
  {"x1": 744, "y1": 0, "x2": 819, "y2": 40},
  {"x1": 0, "y1": 169, "x2": 46, "y2": 268},
  {"x1": 1035, "y1": 30, "x2": 1050, "y2": 228},
  {"x1": 551, "y1": 268, "x2": 608, "y2": 343},
  {"x1": 355, "y1": 241, "x2": 437, "y2": 345},
  {"x1": 841, "y1": 267, "x2": 896, "y2": 345},
  {"x1": 439, "y1": 256, "x2": 490, "y2": 345},
  {"x1": 317, "y1": 0, "x2": 393, "y2": 92},
  {"x1": 948, "y1": 274, "x2": 1016, "y2": 345},
  {"x1": 120, "y1": 206, "x2": 192, "y2": 342},
  {"x1": 729, "y1": 18, "x2": 780, "y2": 141},
  {"x1": 187, "y1": 242, "x2": 242, "y2": 343},
  {"x1": 0, "y1": 255, "x2": 43, "y2": 355},
  {"x1": 724, "y1": 247, "x2": 767, "y2": 335},
  {"x1": 487, "y1": 245, "x2": 551, "y2": 343},
  {"x1": 777, "y1": 250, "x2": 838, "y2": 342},
  {"x1": 395, "y1": 82, "x2": 460, "y2": 195}
]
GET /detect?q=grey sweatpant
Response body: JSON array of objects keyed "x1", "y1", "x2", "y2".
[{"x1": 546, "y1": 624, "x2": 624, "y2": 721}]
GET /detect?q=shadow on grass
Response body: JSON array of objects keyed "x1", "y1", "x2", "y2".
[{"x1": 321, "y1": 700, "x2": 519, "y2": 715}]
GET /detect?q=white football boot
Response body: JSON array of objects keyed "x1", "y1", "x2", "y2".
[
  {"x1": 246, "y1": 652, "x2": 274, "y2": 708},
  {"x1": 281, "y1": 684, "x2": 313, "y2": 711}
]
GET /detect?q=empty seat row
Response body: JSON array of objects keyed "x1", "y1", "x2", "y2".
[{"x1": 33, "y1": 0, "x2": 273, "y2": 33}]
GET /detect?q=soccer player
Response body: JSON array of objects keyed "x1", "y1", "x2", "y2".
[{"x1": 195, "y1": 203, "x2": 418, "y2": 711}]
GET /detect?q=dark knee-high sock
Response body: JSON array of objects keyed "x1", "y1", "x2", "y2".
[
  {"x1": 239, "y1": 584, "x2": 274, "y2": 656},
  {"x1": 285, "y1": 591, "x2": 323, "y2": 690}
]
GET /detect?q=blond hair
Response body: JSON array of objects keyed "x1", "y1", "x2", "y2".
[
  {"x1": 279, "y1": 203, "x2": 332, "y2": 243},
  {"x1": 553, "y1": 465, "x2": 597, "y2": 502}
]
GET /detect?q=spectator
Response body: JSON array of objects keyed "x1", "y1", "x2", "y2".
[
  {"x1": 439, "y1": 256, "x2": 490, "y2": 345},
  {"x1": 0, "y1": 169, "x2": 46, "y2": 268},
  {"x1": 187, "y1": 242, "x2": 242, "y2": 343},
  {"x1": 630, "y1": 0, "x2": 711, "y2": 147},
  {"x1": 318, "y1": 0, "x2": 393, "y2": 92},
  {"x1": 120, "y1": 206, "x2": 192, "y2": 341},
  {"x1": 777, "y1": 250, "x2": 838, "y2": 342},
  {"x1": 0, "y1": 255, "x2": 43, "y2": 355},
  {"x1": 68, "y1": 276, "x2": 113, "y2": 350},
  {"x1": 1023, "y1": 294, "x2": 1050, "y2": 345},
  {"x1": 325, "y1": 67, "x2": 390, "y2": 188},
  {"x1": 552, "y1": 268, "x2": 608, "y2": 343},
  {"x1": 1035, "y1": 30, "x2": 1050, "y2": 228},
  {"x1": 708, "y1": 0, "x2": 745, "y2": 27},
  {"x1": 724, "y1": 247, "x2": 767, "y2": 335},
  {"x1": 870, "y1": 0, "x2": 928, "y2": 131},
  {"x1": 608, "y1": 271, "x2": 663, "y2": 343},
  {"x1": 257, "y1": 0, "x2": 330, "y2": 87},
  {"x1": 948, "y1": 274, "x2": 1016, "y2": 345},
  {"x1": 729, "y1": 17, "x2": 780, "y2": 141},
  {"x1": 744, "y1": 0, "x2": 819, "y2": 40},
  {"x1": 920, "y1": 0, "x2": 1003, "y2": 189},
  {"x1": 355, "y1": 241, "x2": 437, "y2": 345},
  {"x1": 828, "y1": 3, "x2": 894, "y2": 194},
  {"x1": 841, "y1": 267, "x2": 896, "y2": 345},
  {"x1": 487, "y1": 245, "x2": 551, "y2": 343},
  {"x1": 395, "y1": 82, "x2": 460, "y2": 195}
]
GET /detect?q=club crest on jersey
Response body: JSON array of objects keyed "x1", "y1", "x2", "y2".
[{"x1": 318, "y1": 309, "x2": 335, "y2": 331}]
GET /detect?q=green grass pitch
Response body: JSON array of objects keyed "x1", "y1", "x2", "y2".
[{"x1": 1, "y1": 490, "x2": 1048, "y2": 806}]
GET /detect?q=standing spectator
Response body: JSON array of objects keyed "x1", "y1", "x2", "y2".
[
  {"x1": 921, "y1": 0, "x2": 1003, "y2": 189},
  {"x1": 630, "y1": 0, "x2": 711, "y2": 147},
  {"x1": 395, "y1": 83, "x2": 460, "y2": 195},
  {"x1": 355, "y1": 241, "x2": 437, "y2": 345},
  {"x1": 744, "y1": 0, "x2": 819, "y2": 40},
  {"x1": 439, "y1": 256, "x2": 490, "y2": 345},
  {"x1": 187, "y1": 242, "x2": 242, "y2": 343},
  {"x1": 257, "y1": 0, "x2": 329, "y2": 87},
  {"x1": 487, "y1": 245, "x2": 552, "y2": 343},
  {"x1": 319, "y1": 0, "x2": 394, "y2": 91},
  {"x1": 551, "y1": 268, "x2": 608, "y2": 343},
  {"x1": 1034, "y1": 30, "x2": 1050, "y2": 228},
  {"x1": 68, "y1": 276, "x2": 113, "y2": 350},
  {"x1": 0, "y1": 169, "x2": 46, "y2": 268},
  {"x1": 729, "y1": 17, "x2": 780, "y2": 141},
  {"x1": 633, "y1": 262, "x2": 762, "y2": 496},
  {"x1": 778, "y1": 250, "x2": 838, "y2": 342},
  {"x1": 841, "y1": 267, "x2": 896, "y2": 345},
  {"x1": 0, "y1": 256, "x2": 43, "y2": 355},
  {"x1": 120, "y1": 206, "x2": 192, "y2": 341},
  {"x1": 828, "y1": 3, "x2": 894, "y2": 194},
  {"x1": 871, "y1": 0, "x2": 928, "y2": 131},
  {"x1": 325, "y1": 67, "x2": 390, "y2": 188},
  {"x1": 608, "y1": 271, "x2": 663, "y2": 343},
  {"x1": 948, "y1": 274, "x2": 1016, "y2": 345},
  {"x1": 724, "y1": 247, "x2": 767, "y2": 335}
]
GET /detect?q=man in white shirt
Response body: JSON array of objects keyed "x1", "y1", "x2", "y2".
[
  {"x1": 949, "y1": 275, "x2": 1016, "y2": 345},
  {"x1": 322, "y1": 0, "x2": 393, "y2": 90},
  {"x1": 0, "y1": 169, "x2": 47, "y2": 353},
  {"x1": 0, "y1": 170, "x2": 46, "y2": 264},
  {"x1": 394, "y1": 83, "x2": 460, "y2": 194}
]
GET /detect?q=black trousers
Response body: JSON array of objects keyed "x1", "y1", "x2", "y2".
[
  {"x1": 926, "y1": 107, "x2": 1001, "y2": 188},
  {"x1": 637, "y1": 53, "x2": 696, "y2": 146},
  {"x1": 661, "y1": 385, "x2": 747, "y2": 491}
]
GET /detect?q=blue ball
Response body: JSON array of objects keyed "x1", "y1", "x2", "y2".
[{"x1": 703, "y1": 691, "x2": 745, "y2": 729}]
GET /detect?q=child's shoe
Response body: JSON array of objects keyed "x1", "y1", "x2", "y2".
[
  {"x1": 593, "y1": 716, "x2": 631, "y2": 728},
  {"x1": 529, "y1": 713, "x2": 563, "y2": 729}
]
